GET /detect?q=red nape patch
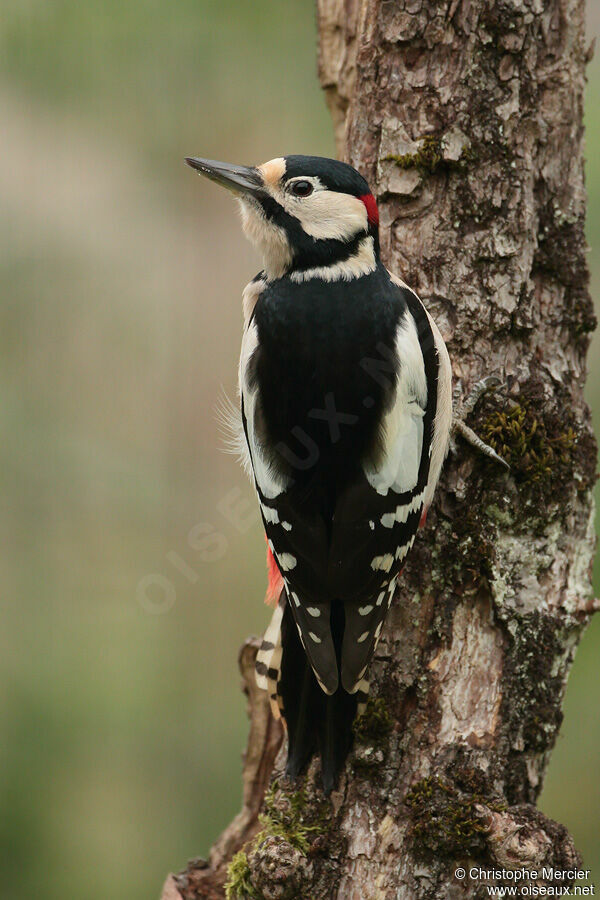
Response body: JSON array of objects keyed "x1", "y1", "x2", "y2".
[
  {"x1": 265, "y1": 536, "x2": 284, "y2": 607},
  {"x1": 419, "y1": 507, "x2": 428, "y2": 529},
  {"x1": 359, "y1": 193, "x2": 379, "y2": 226}
]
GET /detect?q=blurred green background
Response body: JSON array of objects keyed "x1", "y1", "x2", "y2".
[{"x1": 0, "y1": 2, "x2": 598, "y2": 897}]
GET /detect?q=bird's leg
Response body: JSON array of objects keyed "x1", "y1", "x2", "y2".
[{"x1": 452, "y1": 375, "x2": 510, "y2": 469}]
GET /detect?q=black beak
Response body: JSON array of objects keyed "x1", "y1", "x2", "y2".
[{"x1": 184, "y1": 157, "x2": 264, "y2": 197}]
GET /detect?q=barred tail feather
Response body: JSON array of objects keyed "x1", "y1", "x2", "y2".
[{"x1": 255, "y1": 599, "x2": 285, "y2": 721}]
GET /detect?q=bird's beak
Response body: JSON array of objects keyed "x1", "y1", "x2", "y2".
[{"x1": 185, "y1": 157, "x2": 265, "y2": 198}]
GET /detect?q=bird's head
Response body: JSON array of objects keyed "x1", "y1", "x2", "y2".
[{"x1": 185, "y1": 154, "x2": 380, "y2": 280}]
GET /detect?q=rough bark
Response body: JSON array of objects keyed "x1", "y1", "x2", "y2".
[{"x1": 163, "y1": 1, "x2": 597, "y2": 897}]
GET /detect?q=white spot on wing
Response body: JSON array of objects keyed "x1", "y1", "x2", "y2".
[
  {"x1": 371, "y1": 553, "x2": 394, "y2": 572},
  {"x1": 277, "y1": 552, "x2": 297, "y2": 571},
  {"x1": 316, "y1": 674, "x2": 330, "y2": 693},
  {"x1": 262, "y1": 505, "x2": 279, "y2": 524},
  {"x1": 358, "y1": 605, "x2": 374, "y2": 616},
  {"x1": 357, "y1": 631, "x2": 370, "y2": 643},
  {"x1": 378, "y1": 490, "x2": 426, "y2": 528},
  {"x1": 395, "y1": 537, "x2": 415, "y2": 562},
  {"x1": 307, "y1": 607, "x2": 321, "y2": 617},
  {"x1": 309, "y1": 632, "x2": 322, "y2": 644}
]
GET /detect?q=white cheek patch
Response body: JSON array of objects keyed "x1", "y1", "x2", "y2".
[
  {"x1": 283, "y1": 189, "x2": 369, "y2": 242},
  {"x1": 261, "y1": 169, "x2": 369, "y2": 243}
]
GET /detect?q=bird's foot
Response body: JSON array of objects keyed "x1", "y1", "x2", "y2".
[{"x1": 452, "y1": 375, "x2": 510, "y2": 469}]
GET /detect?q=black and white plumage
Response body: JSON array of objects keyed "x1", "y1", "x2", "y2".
[{"x1": 186, "y1": 153, "x2": 453, "y2": 791}]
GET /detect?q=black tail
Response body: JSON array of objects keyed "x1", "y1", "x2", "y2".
[{"x1": 279, "y1": 600, "x2": 357, "y2": 793}]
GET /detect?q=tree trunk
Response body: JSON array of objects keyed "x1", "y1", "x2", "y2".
[{"x1": 163, "y1": 1, "x2": 597, "y2": 897}]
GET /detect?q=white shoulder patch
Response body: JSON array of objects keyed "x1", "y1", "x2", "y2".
[
  {"x1": 239, "y1": 319, "x2": 288, "y2": 500},
  {"x1": 241, "y1": 274, "x2": 267, "y2": 325},
  {"x1": 423, "y1": 311, "x2": 452, "y2": 507},
  {"x1": 363, "y1": 311, "x2": 427, "y2": 496},
  {"x1": 387, "y1": 270, "x2": 453, "y2": 507}
]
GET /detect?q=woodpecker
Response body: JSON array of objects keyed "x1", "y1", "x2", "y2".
[{"x1": 186, "y1": 154, "x2": 454, "y2": 792}]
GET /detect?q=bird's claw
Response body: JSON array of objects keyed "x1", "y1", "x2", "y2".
[{"x1": 452, "y1": 374, "x2": 510, "y2": 470}]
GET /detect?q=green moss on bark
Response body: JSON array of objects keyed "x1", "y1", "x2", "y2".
[
  {"x1": 258, "y1": 783, "x2": 328, "y2": 854},
  {"x1": 481, "y1": 402, "x2": 576, "y2": 486},
  {"x1": 385, "y1": 135, "x2": 476, "y2": 175},
  {"x1": 385, "y1": 136, "x2": 444, "y2": 173},
  {"x1": 405, "y1": 776, "x2": 496, "y2": 859},
  {"x1": 353, "y1": 697, "x2": 394, "y2": 743},
  {"x1": 225, "y1": 850, "x2": 261, "y2": 900},
  {"x1": 224, "y1": 784, "x2": 328, "y2": 898}
]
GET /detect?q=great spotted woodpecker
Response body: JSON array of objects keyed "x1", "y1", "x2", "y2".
[{"x1": 187, "y1": 154, "x2": 459, "y2": 791}]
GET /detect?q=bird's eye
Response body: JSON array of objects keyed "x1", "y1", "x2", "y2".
[{"x1": 290, "y1": 180, "x2": 314, "y2": 198}]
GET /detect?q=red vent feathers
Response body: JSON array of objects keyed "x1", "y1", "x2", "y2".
[{"x1": 265, "y1": 537, "x2": 284, "y2": 607}]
